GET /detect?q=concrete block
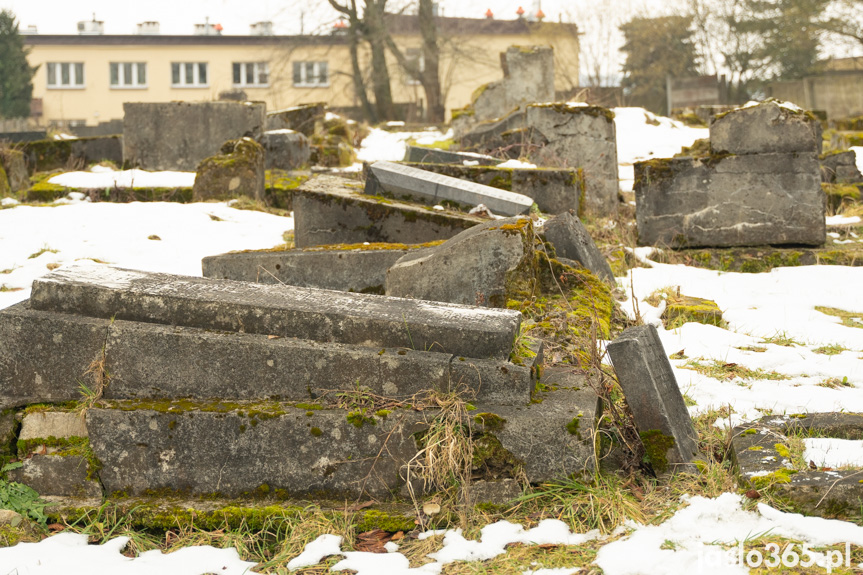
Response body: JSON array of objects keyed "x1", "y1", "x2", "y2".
[
  {"x1": 192, "y1": 138, "x2": 265, "y2": 201},
  {"x1": 293, "y1": 174, "x2": 483, "y2": 248},
  {"x1": 19, "y1": 412, "x2": 88, "y2": 442},
  {"x1": 386, "y1": 217, "x2": 535, "y2": 308},
  {"x1": 471, "y1": 46, "x2": 555, "y2": 123},
  {"x1": 634, "y1": 153, "x2": 825, "y2": 247},
  {"x1": 123, "y1": 101, "x2": 266, "y2": 171},
  {"x1": 710, "y1": 101, "x2": 822, "y2": 155},
  {"x1": 30, "y1": 264, "x2": 522, "y2": 361},
  {"x1": 821, "y1": 151, "x2": 863, "y2": 184},
  {"x1": 541, "y1": 212, "x2": 615, "y2": 284},
  {"x1": 263, "y1": 130, "x2": 311, "y2": 170},
  {"x1": 7, "y1": 456, "x2": 101, "y2": 499},
  {"x1": 267, "y1": 103, "x2": 326, "y2": 136},
  {"x1": 606, "y1": 324, "x2": 700, "y2": 474},
  {"x1": 403, "y1": 146, "x2": 501, "y2": 166},
  {"x1": 366, "y1": 161, "x2": 534, "y2": 216},
  {"x1": 0, "y1": 148, "x2": 29, "y2": 192}
]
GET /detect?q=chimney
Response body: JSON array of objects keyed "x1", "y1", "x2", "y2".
[
  {"x1": 77, "y1": 13, "x2": 104, "y2": 35},
  {"x1": 485, "y1": 9, "x2": 493, "y2": 19},
  {"x1": 21, "y1": 25, "x2": 38, "y2": 35},
  {"x1": 194, "y1": 17, "x2": 222, "y2": 36},
  {"x1": 250, "y1": 21, "x2": 273, "y2": 36},
  {"x1": 136, "y1": 21, "x2": 160, "y2": 35},
  {"x1": 516, "y1": 6, "x2": 525, "y2": 18}
]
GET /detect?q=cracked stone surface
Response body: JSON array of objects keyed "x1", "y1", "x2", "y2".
[{"x1": 710, "y1": 101, "x2": 822, "y2": 156}]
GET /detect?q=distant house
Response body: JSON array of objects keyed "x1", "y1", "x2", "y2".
[{"x1": 22, "y1": 14, "x2": 579, "y2": 128}]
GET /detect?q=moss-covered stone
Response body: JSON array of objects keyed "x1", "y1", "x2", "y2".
[
  {"x1": 639, "y1": 429, "x2": 675, "y2": 473},
  {"x1": 193, "y1": 137, "x2": 265, "y2": 202}
]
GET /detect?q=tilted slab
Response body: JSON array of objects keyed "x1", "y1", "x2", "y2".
[
  {"x1": 635, "y1": 153, "x2": 825, "y2": 248},
  {"x1": 30, "y1": 264, "x2": 521, "y2": 361},
  {"x1": 293, "y1": 175, "x2": 483, "y2": 248},
  {"x1": 366, "y1": 161, "x2": 534, "y2": 216},
  {"x1": 86, "y1": 404, "x2": 428, "y2": 499},
  {"x1": 202, "y1": 245, "x2": 415, "y2": 294},
  {"x1": 0, "y1": 302, "x2": 109, "y2": 410},
  {"x1": 404, "y1": 146, "x2": 501, "y2": 166}
]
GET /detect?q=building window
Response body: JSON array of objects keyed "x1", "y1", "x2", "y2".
[
  {"x1": 403, "y1": 48, "x2": 424, "y2": 85},
  {"x1": 46, "y1": 62, "x2": 85, "y2": 88},
  {"x1": 292, "y1": 61, "x2": 329, "y2": 87},
  {"x1": 110, "y1": 62, "x2": 147, "y2": 88},
  {"x1": 233, "y1": 62, "x2": 269, "y2": 87},
  {"x1": 171, "y1": 62, "x2": 208, "y2": 87}
]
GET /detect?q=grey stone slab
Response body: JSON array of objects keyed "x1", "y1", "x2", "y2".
[
  {"x1": 386, "y1": 217, "x2": 535, "y2": 308},
  {"x1": 86, "y1": 405, "x2": 427, "y2": 499},
  {"x1": 192, "y1": 138, "x2": 265, "y2": 201},
  {"x1": 0, "y1": 148, "x2": 29, "y2": 192},
  {"x1": 404, "y1": 146, "x2": 501, "y2": 166},
  {"x1": 459, "y1": 109, "x2": 527, "y2": 155},
  {"x1": 293, "y1": 174, "x2": 483, "y2": 248},
  {"x1": 635, "y1": 153, "x2": 826, "y2": 248},
  {"x1": 7, "y1": 455, "x2": 102, "y2": 499},
  {"x1": 541, "y1": 212, "x2": 615, "y2": 285},
  {"x1": 123, "y1": 102, "x2": 266, "y2": 171},
  {"x1": 366, "y1": 161, "x2": 534, "y2": 216},
  {"x1": 472, "y1": 368, "x2": 600, "y2": 482},
  {"x1": 264, "y1": 130, "x2": 311, "y2": 170},
  {"x1": 821, "y1": 151, "x2": 863, "y2": 184},
  {"x1": 21, "y1": 136, "x2": 123, "y2": 174},
  {"x1": 710, "y1": 101, "x2": 822, "y2": 155},
  {"x1": 30, "y1": 264, "x2": 521, "y2": 361},
  {"x1": 0, "y1": 302, "x2": 109, "y2": 410},
  {"x1": 266, "y1": 103, "x2": 326, "y2": 136},
  {"x1": 401, "y1": 163, "x2": 582, "y2": 215},
  {"x1": 471, "y1": 46, "x2": 555, "y2": 124},
  {"x1": 525, "y1": 104, "x2": 619, "y2": 216},
  {"x1": 202, "y1": 246, "x2": 412, "y2": 294},
  {"x1": 102, "y1": 321, "x2": 532, "y2": 404},
  {"x1": 606, "y1": 324, "x2": 700, "y2": 474},
  {"x1": 20, "y1": 412, "x2": 88, "y2": 442}
]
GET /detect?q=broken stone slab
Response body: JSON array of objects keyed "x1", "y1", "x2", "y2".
[
  {"x1": 0, "y1": 302, "x2": 109, "y2": 410},
  {"x1": 266, "y1": 103, "x2": 326, "y2": 136},
  {"x1": 366, "y1": 161, "x2": 534, "y2": 216},
  {"x1": 29, "y1": 264, "x2": 521, "y2": 361},
  {"x1": 20, "y1": 135, "x2": 124, "y2": 174},
  {"x1": 524, "y1": 104, "x2": 619, "y2": 216},
  {"x1": 86, "y1": 404, "x2": 427, "y2": 499},
  {"x1": 101, "y1": 320, "x2": 533, "y2": 404},
  {"x1": 472, "y1": 368, "x2": 601, "y2": 483},
  {"x1": 710, "y1": 101, "x2": 823, "y2": 156},
  {"x1": 821, "y1": 151, "x2": 863, "y2": 184},
  {"x1": 403, "y1": 146, "x2": 501, "y2": 166},
  {"x1": 192, "y1": 137, "x2": 265, "y2": 201},
  {"x1": 293, "y1": 174, "x2": 483, "y2": 248},
  {"x1": 0, "y1": 147, "x2": 28, "y2": 192},
  {"x1": 470, "y1": 46, "x2": 555, "y2": 124},
  {"x1": 7, "y1": 456, "x2": 102, "y2": 499},
  {"x1": 540, "y1": 212, "x2": 615, "y2": 285},
  {"x1": 202, "y1": 244, "x2": 425, "y2": 294},
  {"x1": 386, "y1": 217, "x2": 536, "y2": 308},
  {"x1": 732, "y1": 413, "x2": 863, "y2": 518},
  {"x1": 634, "y1": 153, "x2": 825, "y2": 248},
  {"x1": 19, "y1": 412, "x2": 88, "y2": 442},
  {"x1": 263, "y1": 130, "x2": 311, "y2": 170},
  {"x1": 123, "y1": 101, "x2": 266, "y2": 171},
  {"x1": 402, "y1": 163, "x2": 583, "y2": 215},
  {"x1": 606, "y1": 324, "x2": 701, "y2": 474},
  {"x1": 459, "y1": 109, "x2": 527, "y2": 156}
]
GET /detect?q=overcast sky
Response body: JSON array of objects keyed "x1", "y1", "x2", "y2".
[{"x1": 1, "y1": 0, "x2": 669, "y2": 35}]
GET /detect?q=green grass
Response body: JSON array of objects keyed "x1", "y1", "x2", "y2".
[
  {"x1": 813, "y1": 343, "x2": 848, "y2": 356},
  {"x1": 815, "y1": 306, "x2": 863, "y2": 329},
  {"x1": 761, "y1": 332, "x2": 803, "y2": 347},
  {"x1": 681, "y1": 359, "x2": 789, "y2": 381},
  {"x1": 27, "y1": 246, "x2": 59, "y2": 259}
]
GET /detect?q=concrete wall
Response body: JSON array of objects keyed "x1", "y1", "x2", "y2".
[{"x1": 767, "y1": 73, "x2": 863, "y2": 119}]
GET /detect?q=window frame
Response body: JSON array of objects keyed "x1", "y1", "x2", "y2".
[
  {"x1": 110, "y1": 62, "x2": 148, "y2": 89},
  {"x1": 232, "y1": 62, "x2": 270, "y2": 88},
  {"x1": 292, "y1": 61, "x2": 329, "y2": 88},
  {"x1": 46, "y1": 62, "x2": 86, "y2": 89},
  {"x1": 170, "y1": 62, "x2": 209, "y2": 88}
]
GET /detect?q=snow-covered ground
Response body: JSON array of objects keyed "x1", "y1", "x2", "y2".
[{"x1": 3, "y1": 109, "x2": 863, "y2": 573}]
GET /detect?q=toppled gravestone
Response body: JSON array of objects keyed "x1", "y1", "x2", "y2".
[
  {"x1": 263, "y1": 129, "x2": 310, "y2": 170},
  {"x1": 0, "y1": 148, "x2": 28, "y2": 192},
  {"x1": 404, "y1": 146, "x2": 501, "y2": 166},
  {"x1": 732, "y1": 413, "x2": 863, "y2": 518},
  {"x1": 402, "y1": 162, "x2": 583, "y2": 215},
  {"x1": 459, "y1": 109, "x2": 527, "y2": 158},
  {"x1": 540, "y1": 211, "x2": 615, "y2": 285},
  {"x1": 267, "y1": 103, "x2": 326, "y2": 136},
  {"x1": 202, "y1": 241, "x2": 439, "y2": 294},
  {"x1": 635, "y1": 100, "x2": 826, "y2": 248},
  {"x1": 0, "y1": 261, "x2": 608, "y2": 501},
  {"x1": 386, "y1": 217, "x2": 537, "y2": 307},
  {"x1": 20, "y1": 135, "x2": 123, "y2": 174},
  {"x1": 606, "y1": 324, "x2": 701, "y2": 474},
  {"x1": 192, "y1": 137, "x2": 264, "y2": 201},
  {"x1": 123, "y1": 101, "x2": 266, "y2": 171},
  {"x1": 366, "y1": 161, "x2": 534, "y2": 216},
  {"x1": 293, "y1": 174, "x2": 484, "y2": 248},
  {"x1": 454, "y1": 46, "x2": 554, "y2": 129}
]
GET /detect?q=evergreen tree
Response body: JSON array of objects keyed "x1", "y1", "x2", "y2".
[
  {"x1": 620, "y1": 15, "x2": 699, "y2": 114},
  {"x1": 0, "y1": 10, "x2": 37, "y2": 119},
  {"x1": 735, "y1": 0, "x2": 829, "y2": 80}
]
